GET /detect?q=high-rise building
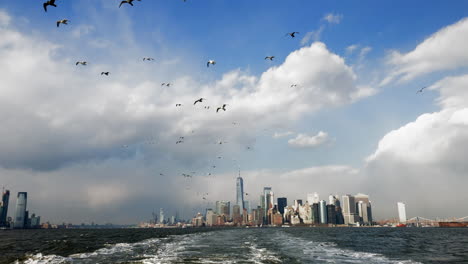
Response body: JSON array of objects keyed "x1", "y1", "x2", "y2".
[
  {"x1": 236, "y1": 176, "x2": 245, "y2": 211},
  {"x1": 206, "y1": 209, "x2": 217, "y2": 226},
  {"x1": 397, "y1": 202, "x2": 407, "y2": 223},
  {"x1": 329, "y1": 195, "x2": 337, "y2": 205},
  {"x1": 232, "y1": 205, "x2": 242, "y2": 225},
  {"x1": 277, "y1": 197, "x2": 287, "y2": 215},
  {"x1": 311, "y1": 203, "x2": 320, "y2": 224},
  {"x1": 14, "y1": 192, "x2": 27, "y2": 229},
  {"x1": 355, "y1": 193, "x2": 373, "y2": 225},
  {"x1": 319, "y1": 200, "x2": 328, "y2": 224},
  {"x1": 327, "y1": 204, "x2": 336, "y2": 224},
  {"x1": 243, "y1": 201, "x2": 251, "y2": 214},
  {"x1": 0, "y1": 189, "x2": 10, "y2": 227},
  {"x1": 159, "y1": 208, "x2": 165, "y2": 224},
  {"x1": 342, "y1": 195, "x2": 359, "y2": 225},
  {"x1": 216, "y1": 201, "x2": 231, "y2": 217},
  {"x1": 263, "y1": 187, "x2": 272, "y2": 212},
  {"x1": 307, "y1": 193, "x2": 314, "y2": 205},
  {"x1": 313, "y1": 192, "x2": 320, "y2": 204}
]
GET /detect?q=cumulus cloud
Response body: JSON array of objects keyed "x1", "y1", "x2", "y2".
[
  {"x1": 288, "y1": 131, "x2": 330, "y2": 148},
  {"x1": 366, "y1": 74, "x2": 468, "y2": 218},
  {"x1": 323, "y1": 13, "x2": 343, "y2": 24},
  {"x1": 381, "y1": 17, "x2": 468, "y2": 86}
]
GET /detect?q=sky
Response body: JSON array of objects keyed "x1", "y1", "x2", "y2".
[{"x1": 1, "y1": 0, "x2": 468, "y2": 224}]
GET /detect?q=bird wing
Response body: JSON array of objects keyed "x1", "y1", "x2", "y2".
[
  {"x1": 43, "y1": 3, "x2": 48, "y2": 12},
  {"x1": 207, "y1": 61, "x2": 210, "y2": 67},
  {"x1": 57, "y1": 21, "x2": 60, "y2": 27},
  {"x1": 119, "y1": 1, "x2": 125, "y2": 7},
  {"x1": 76, "y1": 62, "x2": 79, "y2": 65},
  {"x1": 216, "y1": 107, "x2": 221, "y2": 112}
]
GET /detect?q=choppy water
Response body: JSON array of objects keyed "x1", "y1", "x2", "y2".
[{"x1": 1, "y1": 227, "x2": 467, "y2": 263}]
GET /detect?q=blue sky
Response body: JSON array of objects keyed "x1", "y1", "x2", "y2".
[{"x1": 1, "y1": 0, "x2": 468, "y2": 223}]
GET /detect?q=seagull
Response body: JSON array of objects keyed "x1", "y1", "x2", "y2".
[
  {"x1": 216, "y1": 104, "x2": 227, "y2": 113},
  {"x1": 43, "y1": 0, "x2": 57, "y2": 12},
  {"x1": 265, "y1": 56, "x2": 275, "y2": 61},
  {"x1": 246, "y1": 193, "x2": 249, "y2": 196},
  {"x1": 56, "y1": 19, "x2": 69, "y2": 27},
  {"x1": 76, "y1": 61, "x2": 87, "y2": 66},
  {"x1": 194, "y1": 98, "x2": 205, "y2": 105},
  {"x1": 176, "y1": 104, "x2": 182, "y2": 107},
  {"x1": 101, "y1": 72, "x2": 110, "y2": 76},
  {"x1": 143, "y1": 57, "x2": 155, "y2": 61},
  {"x1": 159, "y1": 173, "x2": 164, "y2": 176},
  {"x1": 416, "y1": 86, "x2": 427, "y2": 94},
  {"x1": 291, "y1": 84, "x2": 298, "y2": 87},
  {"x1": 119, "y1": 0, "x2": 141, "y2": 8},
  {"x1": 207, "y1": 60, "x2": 216, "y2": 67},
  {"x1": 212, "y1": 165, "x2": 216, "y2": 168},
  {"x1": 161, "y1": 83, "x2": 171, "y2": 87},
  {"x1": 286, "y1": 32, "x2": 299, "y2": 38},
  {"x1": 204, "y1": 106, "x2": 210, "y2": 109}
]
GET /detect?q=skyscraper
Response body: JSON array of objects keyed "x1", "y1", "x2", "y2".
[
  {"x1": 355, "y1": 193, "x2": 373, "y2": 225},
  {"x1": 342, "y1": 194, "x2": 358, "y2": 225},
  {"x1": 0, "y1": 189, "x2": 10, "y2": 227},
  {"x1": 263, "y1": 187, "x2": 272, "y2": 219},
  {"x1": 159, "y1": 208, "x2": 165, "y2": 224},
  {"x1": 319, "y1": 200, "x2": 328, "y2": 224},
  {"x1": 398, "y1": 202, "x2": 407, "y2": 223},
  {"x1": 236, "y1": 176, "x2": 245, "y2": 211},
  {"x1": 277, "y1": 197, "x2": 287, "y2": 215},
  {"x1": 14, "y1": 192, "x2": 27, "y2": 229}
]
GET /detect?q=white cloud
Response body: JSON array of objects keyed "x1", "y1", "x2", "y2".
[
  {"x1": 359, "y1": 46, "x2": 372, "y2": 58},
  {"x1": 0, "y1": 9, "x2": 10, "y2": 27},
  {"x1": 346, "y1": 44, "x2": 359, "y2": 54},
  {"x1": 288, "y1": 131, "x2": 330, "y2": 148},
  {"x1": 300, "y1": 25, "x2": 324, "y2": 45},
  {"x1": 323, "y1": 13, "x2": 343, "y2": 24},
  {"x1": 381, "y1": 17, "x2": 468, "y2": 86},
  {"x1": 366, "y1": 74, "x2": 468, "y2": 218},
  {"x1": 273, "y1": 131, "x2": 294, "y2": 139}
]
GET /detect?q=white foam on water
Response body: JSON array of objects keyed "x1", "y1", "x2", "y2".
[
  {"x1": 273, "y1": 231, "x2": 421, "y2": 264},
  {"x1": 18, "y1": 253, "x2": 72, "y2": 264},
  {"x1": 247, "y1": 242, "x2": 282, "y2": 264}
]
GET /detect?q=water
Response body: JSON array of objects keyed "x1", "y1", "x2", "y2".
[{"x1": 1, "y1": 227, "x2": 467, "y2": 263}]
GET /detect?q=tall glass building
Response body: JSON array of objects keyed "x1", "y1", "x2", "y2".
[
  {"x1": 0, "y1": 189, "x2": 10, "y2": 227},
  {"x1": 319, "y1": 200, "x2": 328, "y2": 224},
  {"x1": 14, "y1": 192, "x2": 27, "y2": 229},
  {"x1": 236, "y1": 176, "x2": 244, "y2": 210},
  {"x1": 277, "y1": 197, "x2": 287, "y2": 215}
]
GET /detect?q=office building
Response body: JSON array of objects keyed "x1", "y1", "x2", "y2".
[
  {"x1": 236, "y1": 176, "x2": 245, "y2": 211},
  {"x1": 263, "y1": 187, "x2": 272, "y2": 215},
  {"x1": 357, "y1": 201, "x2": 369, "y2": 224},
  {"x1": 243, "y1": 201, "x2": 251, "y2": 214},
  {"x1": 342, "y1": 194, "x2": 359, "y2": 225},
  {"x1": 329, "y1": 195, "x2": 337, "y2": 205},
  {"x1": 355, "y1": 193, "x2": 373, "y2": 224},
  {"x1": 14, "y1": 192, "x2": 27, "y2": 229},
  {"x1": 311, "y1": 203, "x2": 320, "y2": 224},
  {"x1": 232, "y1": 205, "x2": 242, "y2": 225},
  {"x1": 216, "y1": 201, "x2": 231, "y2": 217},
  {"x1": 0, "y1": 189, "x2": 10, "y2": 227},
  {"x1": 206, "y1": 209, "x2": 217, "y2": 226},
  {"x1": 319, "y1": 200, "x2": 328, "y2": 224},
  {"x1": 307, "y1": 193, "x2": 314, "y2": 205},
  {"x1": 159, "y1": 208, "x2": 165, "y2": 224},
  {"x1": 299, "y1": 202, "x2": 313, "y2": 224},
  {"x1": 327, "y1": 204, "x2": 336, "y2": 224},
  {"x1": 398, "y1": 202, "x2": 407, "y2": 223},
  {"x1": 277, "y1": 197, "x2": 287, "y2": 215}
]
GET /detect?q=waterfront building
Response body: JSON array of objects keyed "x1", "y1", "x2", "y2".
[
  {"x1": 327, "y1": 204, "x2": 336, "y2": 224},
  {"x1": 355, "y1": 193, "x2": 373, "y2": 225},
  {"x1": 342, "y1": 194, "x2": 359, "y2": 225},
  {"x1": 313, "y1": 192, "x2": 320, "y2": 204},
  {"x1": 30, "y1": 213, "x2": 41, "y2": 228},
  {"x1": 291, "y1": 215, "x2": 301, "y2": 225},
  {"x1": 319, "y1": 200, "x2": 328, "y2": 224},
  {"x1": 312, "y1": 203, "x2": 320, "y2": 224},
  {"x1": 243, "y1": 201, "x2": 251, "y2": 214},
  {"x1": 14, "y1": 192, "x2": 27, "y2": 229},
  {"x1": 206, "y1": 209, "x2": 217, "y2": 226},
  {"x1": 216, "y1": 201, "x2": 230, "y2": 218},
  {"x1": 272, "y1": 212, "x2": 283, "y2": 226},
  {"x1": 232, "y1": 205, "x2": 242, "y2": 225},
  {"x1": 398, "y1": 202, "x2": 407, "y2": 223},
  {"x1": 263, "y1": 187, "x2": 272, "y2": 217},
  {"x1": 283, "y1": 206, "x2": 295, "y2": 224},
  {"x1": 277, "y1": 197, "x2": 287, "y2": 215},
  {"x1": 170, "y1": 216, "x2": 176, "y2": 225},
  {"x1": 192, "y1": 213, "x2": 204, "y2": 227},
  {"x1": 159, "y1": 208, "x2": 165, "y2": 224},
  {"x1": 236, "y1": 176, "x2": 245, "y2": 211},
  {"x1": 329, "y1": 195, "x2": 337, "y2": 205},
  {"x1": 0, "y1": 189, "x2": 10, "y2": 227},
  {"x1": 307, "y1": 193, "x2": 314, "y2": 205},
  {"x1": 299, "y1": 202, "x2": 313, "y2": 224}
]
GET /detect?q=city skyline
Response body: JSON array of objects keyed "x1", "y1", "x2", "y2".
[{"x1": 0, "y1": 1, "x2": 468, "y2": 224}]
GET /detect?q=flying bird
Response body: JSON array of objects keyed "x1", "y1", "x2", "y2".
[
  {"x1": 291, "y1": 84, "x2": 298, "y2": 87},
  {"x1": 43, "y1": 0, "x2": 57, "y2": 12},
  {"x1": 216, "y1": 104, "x2": 227, "y2": 113},
  {"x1": 207, "y1": 60, "x2": 216, "y2": 67},
  {"x1": 76, "y1": 61, "x2": 87, "y2": 66},
  {"x1": 176, "y1": 104, "x2": 182, "y2": 107},
  {"x1": 204, "y1": 106, "x2": 210, "y2": 109},
  {"x1": 143, "y1": 57, "x2": 155, "y2": 61},
  {"x1": 265, "y1": 56, "x2": 275, "y2": 61},
  {"x1": 119, "y1": 0, "x2": 141, "y2": 8},
  {"x1": 161, "y1": 83, "x2": 171, "y2": 87},
  {"x1": 101, "y1": 72, "x2": 110, "y2": 76},
  {"x1": 286, "y1": 32, "x2": 299, "y2": 38},
  {"x1": 416, "y1": 86, "x2": 427, "y2": 94},
  {"x1": 56, "y1": 19, "x2": 69, "y2": 27},
  {"x1": 194, "y1": 98, "x2": 205, "y2": 105},
  {"x1": 176, "y1": 140, "x2": 183, "y2": 144}
]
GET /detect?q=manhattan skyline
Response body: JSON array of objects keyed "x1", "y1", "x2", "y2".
[{"x1": 0, "y1": 1, "x2": 468, "y2": 224}]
